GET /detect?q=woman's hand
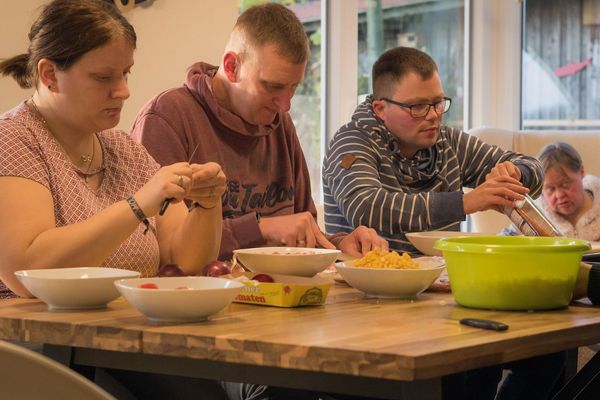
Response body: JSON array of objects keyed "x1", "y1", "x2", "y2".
[
  {"x1": 186, "y1": 162, "x2": 227, "y2": 209},
  {"x1": 134, "y1": 162, "x2": 193, "y2": 217}
]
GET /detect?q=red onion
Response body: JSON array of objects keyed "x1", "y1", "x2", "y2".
[
  {"x1": 201, "y1": 261, "x2": 232, "y2": 277},
  {"x1": 252, "y1": 273, "x2": 275, "y2": 283},
  {"x1": 157, "y1": 264, "x2": 186, "y2": 277}
]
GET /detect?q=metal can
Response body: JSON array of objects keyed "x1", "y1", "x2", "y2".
[{"x1": 503, "y1": 195, "x2": 561, "y2": 237}]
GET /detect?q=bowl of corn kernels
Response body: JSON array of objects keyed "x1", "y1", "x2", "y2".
[{"x1": 336, "y1": 249, "x2": 445, "y2": 299}]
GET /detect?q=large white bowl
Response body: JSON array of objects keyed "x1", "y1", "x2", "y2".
[
  {"x1": 406, "y1": 231, "x2": 488, "y2": 256},
  {"x1": 115, "y1": 277, "x2": 244, "y2": 323},
  {"x1": 336, "y1": 257, "x2": 445, "y2": 299},
  {"x1": 232, "y1": 247, "x2": 341, "y2": 277},
  {"x1": 14, "y1": 267, "x2": 140, "y2": 310}
]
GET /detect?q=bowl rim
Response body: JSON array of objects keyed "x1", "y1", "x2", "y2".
[
  {"x1": 233, "y1": 247, "x2": 341, "y2": 255},
  {"x1": 338, "y1": 256, "x2": 445, "y2": 271},
  {"x1": 337, "y1": 263, "x2": 445, "y2": 272},
  {"x1": 405, "y1": 231, "x2": 487, "y2": 238},
  {"x1": 14, "y1": 267, "x2": 141, "y2": 280},
  {"x1": 114, "y1": 276, "x2": 244, "y2": 291},
  {"x1": 434, "y1": 236, "x2": 591, "y2": 253}
]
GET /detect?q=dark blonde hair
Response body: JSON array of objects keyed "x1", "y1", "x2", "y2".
[
  {"x1": 372, "y1": 47, "x2": 438, "y2": 99},
  {"x1": 235, "y1": 3, "x2": 309, "y2": 65},
  {"x1": 0, "y1": 0, "x2": 136, "y2": 89},
  {"x1": 538, "y1": 141, "x2": 583, "y2": 175}
]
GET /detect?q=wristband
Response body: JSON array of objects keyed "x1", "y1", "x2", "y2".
[{"x1": 127, "y1": 196, "x2": 149, "y2": 234}]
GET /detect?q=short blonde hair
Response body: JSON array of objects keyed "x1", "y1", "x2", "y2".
[{"x1": 234, "y1": 3, "x2": 309, "y2": 65}]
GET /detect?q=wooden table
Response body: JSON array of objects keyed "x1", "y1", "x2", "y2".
[{"x1": 1, "y1": 283, "x2": 600, "y2": 400}]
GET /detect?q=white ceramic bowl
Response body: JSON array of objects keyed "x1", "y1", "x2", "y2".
[
  {"x1": 336, "y1": 257, "x2": 445, "y2": 299},
  {"x1": 406, "y1": 231, "x2": 488, "y2": 256},
  {"x1": 115, "y1": 277, "x2": 244, "y2": 323},
  {"x1": 232, "y1": 247, "x2": 341, "y2": 277},
  {"x1": 14, "y1": 267, "x2": 140, "y2": 310}
]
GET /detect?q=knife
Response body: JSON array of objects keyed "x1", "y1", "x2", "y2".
[
  {"x1": 459, "y1": 318, "x2": 509, "y2": 331},
  {"x1": 159, "y1": 142, "x2": 201, "y2": 216}
]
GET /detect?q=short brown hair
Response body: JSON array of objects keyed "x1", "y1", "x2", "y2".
[
  {"x1": 234, "y1": 3, "x2": 309, "y2": 64},
  {"x1": 0, "y1": 0, "x2": 136, "y2": 89},
  {"x1": 372, "y1": 47, "x2": 438, "y2": 99},
  {"x1": 538, "y1": 141, "x2": 583, "y2": 175}
]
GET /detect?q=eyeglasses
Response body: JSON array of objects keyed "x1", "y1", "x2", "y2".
[{"x1": 379, "y1": 97, "x2": 452, "y2": 118}]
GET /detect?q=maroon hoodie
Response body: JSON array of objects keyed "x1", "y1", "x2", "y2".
[{"x1": 131, "y1": 62, "x2": 334, "y2": 260}]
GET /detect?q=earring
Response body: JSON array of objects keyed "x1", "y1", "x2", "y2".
[{"x1": 47, "y1": 83, "x2": 55, "y2": 91}]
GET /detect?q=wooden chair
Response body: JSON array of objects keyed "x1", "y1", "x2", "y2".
[{"x1": 0, "y1": 340, "x2": 115, "y2": 400}]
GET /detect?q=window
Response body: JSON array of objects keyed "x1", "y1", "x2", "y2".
[
  {"x1": 239, "y1": 0, "x2": 323, "y2": 201},
  {"x1": 522, "y1": 0, "x2": 600, "y2": 130},
  {"x1": 287, "y1": 1, "x2": 323, "y2": 200},
  {"x1": 357, "y1": 0, "x2": 465, "y2": 129}
]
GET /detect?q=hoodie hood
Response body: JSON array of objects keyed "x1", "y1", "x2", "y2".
[{"x1": 184, "y1": 62, "x2": 281, "y2": 138}]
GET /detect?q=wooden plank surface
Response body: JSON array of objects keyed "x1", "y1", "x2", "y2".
[
  {"x1": 1, "y1": 283, "x2": 600, "y2": 382},
  {"x1": 0, "y1": 297, "x2": 144, "y2": 353}
]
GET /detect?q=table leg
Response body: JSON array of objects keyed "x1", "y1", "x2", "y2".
[{"x1": 43, "y1": 344, "x2": 96, "y2": 381}]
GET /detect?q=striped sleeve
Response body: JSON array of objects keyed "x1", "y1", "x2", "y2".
[{"x1": 450, "y1": 129, "x2": 544, "y2": 197}]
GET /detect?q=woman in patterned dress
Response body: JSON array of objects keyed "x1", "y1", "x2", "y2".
[{"x1": 0, "y1": 0, "x2": 225, "y2": 298}]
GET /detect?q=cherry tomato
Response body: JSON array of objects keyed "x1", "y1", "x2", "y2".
[{"x1": 138, "y1": 283, "x2": 158, "y2": 289}]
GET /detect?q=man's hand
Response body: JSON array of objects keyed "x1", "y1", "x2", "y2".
[
  {"x1": 258, "y1": 212, "x2": 335, "y2": 249},
  {"x1": 463, "y1": 175, "x2": 529, "y2": 214},
  {"x1": 337, "y1": 226, "x2": 389, "y2": 257},
  {"x1": 486, "y1": 161, "x2": 521, "y2": 181}
]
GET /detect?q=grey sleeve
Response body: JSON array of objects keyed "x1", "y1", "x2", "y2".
[{"x1": 453, "y1": 129, "x2": 544, "y2": 197}]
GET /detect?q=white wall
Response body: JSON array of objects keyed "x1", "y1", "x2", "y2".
[{"x1": 0, "y1": 0, "x2": 238, "y2": 131}]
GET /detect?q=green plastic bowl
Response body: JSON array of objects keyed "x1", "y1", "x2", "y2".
[{"x1": 434, "y1": 236, "x2": 590, "y2": 310}]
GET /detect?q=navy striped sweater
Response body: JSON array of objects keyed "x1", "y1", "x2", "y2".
[{"x1": 322, "y1": 97, "x2": 543, "y2": 253}]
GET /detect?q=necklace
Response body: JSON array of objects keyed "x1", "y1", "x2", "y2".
[{"x1": 28, "y1": 99, "x2": 105, "y2": 182}]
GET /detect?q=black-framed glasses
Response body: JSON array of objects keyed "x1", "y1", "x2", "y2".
[{"x1": 379, "y1": 96, "x2": 452, "y2": 118}]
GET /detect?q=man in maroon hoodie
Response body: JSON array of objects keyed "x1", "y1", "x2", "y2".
[{"x1": 131, "y1": 3, "x2": 387, "y2": 262}]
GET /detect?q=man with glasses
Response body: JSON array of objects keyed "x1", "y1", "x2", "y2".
[
  {"x1": 322, "y1": 46, "x2": 544, "y2": 253},
  {"x1": 323, "y1": 46, "x2": 567, "y2": 400}
]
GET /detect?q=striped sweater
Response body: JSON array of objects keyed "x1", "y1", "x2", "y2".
[{"x1": 322, "y1": 97, "x2": 543, "y2": 253}]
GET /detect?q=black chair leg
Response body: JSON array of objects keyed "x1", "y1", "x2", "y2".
[{"x1": 553, "y1": 350, "x2": 600, "y2": 400}]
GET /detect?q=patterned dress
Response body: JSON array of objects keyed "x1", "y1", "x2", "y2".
[{"x1": 0, "y1": 102, "x2": 161, "y2": 298}]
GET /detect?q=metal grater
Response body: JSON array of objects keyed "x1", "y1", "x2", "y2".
[{"x1": 504, "y1": 195, "x2": 562, "y2": 237}]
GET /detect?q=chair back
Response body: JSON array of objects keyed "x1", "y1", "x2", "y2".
[{"x1": 0, "y1": 340, "x2": 115, "y2": 400}]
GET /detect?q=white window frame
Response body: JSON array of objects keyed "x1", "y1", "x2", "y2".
[
  {"x1": 322, "y1": 0, "x2": 358, "y2": 146},
  {"x1": 469, "y1": 0, "x2": 522, "y2": 131},
  {"x1": 322, "y1": 0, "x2": 527, "y2": 135}
]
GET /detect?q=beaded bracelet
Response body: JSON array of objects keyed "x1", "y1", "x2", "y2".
[{"x1": 127, "y1": 196, "x2": 149, "y2": 234}]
